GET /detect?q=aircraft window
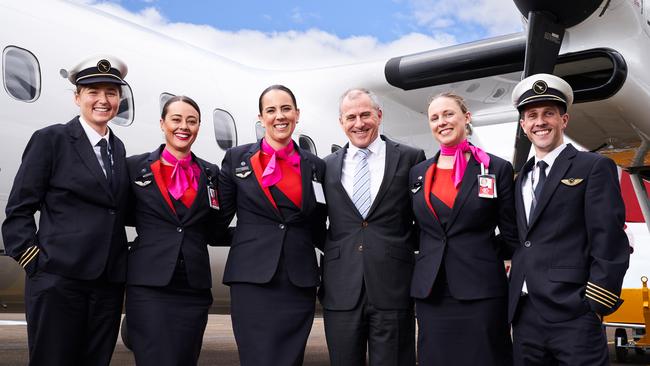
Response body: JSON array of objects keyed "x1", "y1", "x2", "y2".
[
  {"x1": 2, "y1": 46, "x2": 41, "y2": 102},
  {"x1": 298, "y1": 134, "x2": 317, "y2": 155},
  {"x1": 331, "y1": 144, "x2": 342, "y2": 153},
  {"x1": 159, "y1": 92, "x2": 175, "y2": 115},
  {"x1": 255, "y1": 121, "x2": 265, "y2": 140},
  {"x1": 213, "y1": 109, "x2": 237, "y2": 150},
  {"x1": 111, "y1": 83, "x2": 135, "y2": 126}
]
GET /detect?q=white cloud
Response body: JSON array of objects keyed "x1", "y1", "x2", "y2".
[
  {"x1": 78, "y1": 1, "x2": 457, "y2": 70},
  {"x1": 406, "y1": 0, "x2": 523, "y2": 37}
]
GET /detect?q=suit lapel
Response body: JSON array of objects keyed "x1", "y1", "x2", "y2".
[
  {"x1": 299, "y1": 150, "x2": 315, "y2": 215},
  {"x1": 67, "y1": 118, "x2": 113, "y2": 198},
  {"x1": 247, "y1": 143, "x2": 283, "y2": 219},
  {"x1": 332, "y1": 145, "x2": 361, "y2": 216},
  {"x1": 108, "y1": 130, "x2": 124, "y2": 197},
  {"x1": 368, "y1": 137, "x2": 399, "y2": 218},
  {"x1": 446, "y1": 156, "x2": 480, "y2": 229},
  {"x1": 419, "y1": 156, "x2": 444, "y2": 231},
  {"x1": 528, "y1": 145, "x2": 576, "y2": 229},
  {"x1": 146, "y1": 150, "x2": 179, "y2": 219},
  {"x1": 516, "y1": 158, "x2": 534, "y2": 238},
  {"x1": 182, "y1": 162, "x2": 209, "y2": 224}
]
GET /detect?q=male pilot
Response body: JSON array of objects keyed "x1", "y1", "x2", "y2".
[
  {"x1": 2, "y1": 55, "x2": 131, "y2": 366},
  {"x1": 508, "y1": 73, "x2": 630, "y2": 365},
  {"x1": 320, "y1": 88, "x2": 425, "y2": 366}
]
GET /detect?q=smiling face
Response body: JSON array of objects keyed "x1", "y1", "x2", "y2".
[
  {"x1": 427, "y1": 96, "x2": 470, "y2": 147},
  {"x1": 74, "y1": 83, "x2": 121, "y2": 134},
  {"x1": 519, "y1": 101, "x2": 568, "y2": 158},
  {"x1": 160, "y1": 100, "x2": 200, "y2": 158},
  {"x1": 259, "y1": 89, "x2": 299, "y2": 149},
  {"x1": 339, "y1": 92, "x2": 382, "y2": 149}
]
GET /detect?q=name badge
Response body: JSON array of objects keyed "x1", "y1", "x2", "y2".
[
  {"x1": 207, "y1": 185, "x2": 220, "y2": 210},
  {"x1": 312, "y1": 180, "x2": 326, "y2": 204},
  {"x1": 478, "y1": 163, "x2": 497, "y2": 199}
]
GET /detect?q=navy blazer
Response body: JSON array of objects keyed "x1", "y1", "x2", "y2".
[
  {"x1": 126, "y1": 146, "x2": 229, "y2": 289},
  {"x1": 2, "y1": 117, "x2": 129, "y2": 282},
  {"x1": 508, "y1": 144, "x2": 630, "y2": 322},
  {"x1": 320, "y1": 136, "x2": 426, "y2": 311},
  {"x1": 218, "y1": 141, "x2": 327, "y2": 288},
  {"x1": 409, "y1": 152, "x2": 518, "y2": 300}
]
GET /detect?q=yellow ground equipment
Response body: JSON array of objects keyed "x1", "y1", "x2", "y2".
[{"x1": 604, "y1": 276, "x2": 649, "y2": 362}]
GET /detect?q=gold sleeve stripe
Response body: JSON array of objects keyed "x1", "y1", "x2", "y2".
[
  {"x1": 587, "y1": 286, "x2": 618, "y2": 303},
  {"x1": 585, "y1": 288, "x2": 615, "y2": 308},
  {"x1": 585, "y1": 292, "x2": 614, "y2": 309},
  {"x1": 586, "y1": 287, "x2": 616, "y2": 306},
  {"x1": 587, "y1": 282, "x2": 618, "y2": 300},
  {"x1": 19, "y1": 248, "x2": 39, "y2": 268},
  {"x1": 18, "y1": 246, "x2": 38, "y2": 264}
]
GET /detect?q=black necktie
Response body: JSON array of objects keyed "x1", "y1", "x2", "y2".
[
  {"x1": 98, "y1": 139, "x2": 112, "y2": 185},
  {"x1": 529, "y1": 160, "x2": 548, "y2": 222}
]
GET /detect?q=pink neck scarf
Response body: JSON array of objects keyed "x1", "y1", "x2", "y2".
[
  {"x1": 161, "y1": 148, "x2": 200, "y2": 200},
  {"x1": 440, "y1": 139, "x2": 490, "y2": 187},
  {"x1": 261, "y1": 139, "x2": 301, "y2": 188}
]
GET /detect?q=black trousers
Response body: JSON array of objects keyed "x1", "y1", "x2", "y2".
[
  {"x1": 415, "y1": 291, "x2": 512, "y2": 366},
  {"x1": 24, "y1": 271, "x2": 124, "y2": 366},
  {"x1": 125, "y1": 264, "x2": 212, "y2": 366},
  {"x1": 323, "y1": 288, "x2": 416, "y2": 366},
  {"x1": 512, "y1": 296, "x2": 608, "y2": 366},
  {"x1": 230, "y1": 260, "x2": 316, "y2": 366}
]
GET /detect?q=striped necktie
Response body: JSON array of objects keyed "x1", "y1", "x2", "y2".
[{"x1": 353, "y1": 148, "x2": 371, "y2": 218}]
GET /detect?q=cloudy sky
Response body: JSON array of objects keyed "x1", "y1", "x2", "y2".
[{"x1": 75, "y1": 0, "x2": 524, "y2": 70}]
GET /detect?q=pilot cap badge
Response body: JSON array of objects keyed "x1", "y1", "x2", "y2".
[{"x1": 512, "y1": 73, "x2": 573, "y2": 112}]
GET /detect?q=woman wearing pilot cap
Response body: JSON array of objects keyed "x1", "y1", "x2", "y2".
[{"x1": 2, "y1": 54, "x2": 131, "y2": 366}]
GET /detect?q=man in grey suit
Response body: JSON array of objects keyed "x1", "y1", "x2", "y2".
[{"x1": 320, "y1": 88, "x2": 426, "y2": 366}]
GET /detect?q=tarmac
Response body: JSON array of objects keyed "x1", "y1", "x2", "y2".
[{"x1": 1, "y1": 313, "x2": 648, "y2": 365}]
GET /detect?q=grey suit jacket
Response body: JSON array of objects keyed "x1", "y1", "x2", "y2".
[{"x1": 320, "y1": 135, "x2": 425, "y2": 310}]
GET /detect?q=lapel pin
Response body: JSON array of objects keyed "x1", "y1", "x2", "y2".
[
  {"x1": 560, "y1": 178, "x2": 583, "y2": 186},
  {"x1": 235, "y1": 166, "x2": 252, "y2": 178},
  {"x1": 411, "y1": 181, "x2": 422, "y2": 194}
]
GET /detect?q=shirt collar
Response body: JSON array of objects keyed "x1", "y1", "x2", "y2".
[
  {"x1": 347, "y1": 135, "x2": 384, "y2": 157},
  {"x1": 535, "y1": 143, "x2": 566, "y2": 170},
  {"x1": 79, "y1": 116, "x2": 111, "y2": 149}
]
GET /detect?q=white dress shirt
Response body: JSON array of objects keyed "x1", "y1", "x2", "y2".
[
  {"x1": 79, "y1": 116, "x2": 112, "y2": 177},
  {"x1": 521, "y1": 143, "x2": 567, "y2": 222},
  {"x1": 520, "y1": 142, "x2": 566, "y2": 294},
  {"x1": 341, "y1": 137, "x2": 386, "y2": 209}
]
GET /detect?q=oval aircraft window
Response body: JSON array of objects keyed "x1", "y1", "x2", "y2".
[
  {"x1": 255, "y1": 121, "x2": 265, "y2": 140},
  {"x1": 2, "y1": 46, "x2": 41, "y2": 102},
  {"x1": 159, "y1": 92, "x2": 175, "y2": 115},
  {"x1": 298, "y1": 134, "x2": 317, "y2": 155},
  {"x1": 213, "y1": 109, "x2": 237, "y2": 150},
  {"x1": 111, "y1": 83, "x2": 135, "y2": 127}
]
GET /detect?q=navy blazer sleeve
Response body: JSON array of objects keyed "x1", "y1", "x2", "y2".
[
  {"x1": 583, "y1": 156, "x2": 629, "y2": 315},
  {"x1": 218, "y1": 148, "x2": 237, "y2": 229},
  {"x1": 2, "y1": 130, "x2": 52, "y2": 274},
  {"x1": 494, "y1": 158, "x2": 519, "y2": 260}
]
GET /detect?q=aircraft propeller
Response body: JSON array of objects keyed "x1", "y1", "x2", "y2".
[{"x1": 511, "y1": 0, "x2": 608, "y2": 172}]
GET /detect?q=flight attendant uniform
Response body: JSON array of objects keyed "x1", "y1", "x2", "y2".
[
  {"x1": 125, "y1": 146, "x2": 228, "y2": 366},
  {"x1": 409, "y1": 141, "x2": 518, "y2": 366},
  {"x1": 219, "y1": 139, "x2": 327, "y2": 366}
]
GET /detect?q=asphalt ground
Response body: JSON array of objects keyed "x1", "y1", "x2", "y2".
[{"x1": 1, "y1": 313, "x2": 648, "y2": 365}]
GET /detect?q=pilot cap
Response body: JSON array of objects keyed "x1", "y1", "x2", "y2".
[
  {"x1": 67, "y1": 55, "x2": 127, "y2": 86},
  {"x1": 512, "y1": 73, "x2": 573, "y2": 111}
]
